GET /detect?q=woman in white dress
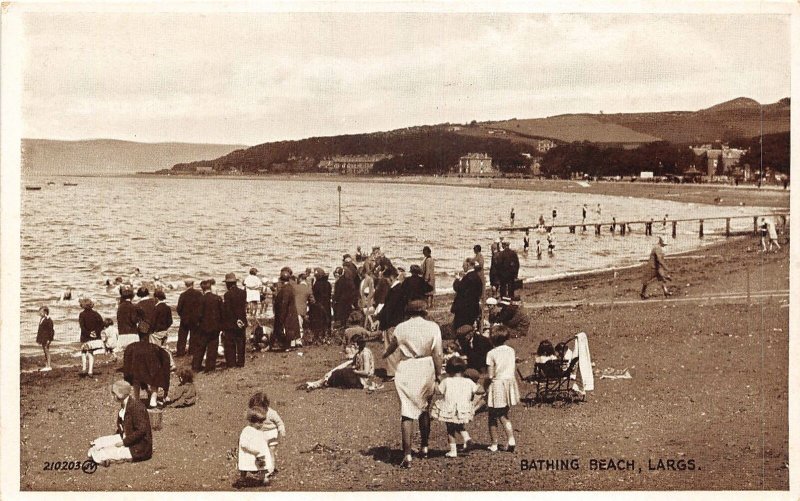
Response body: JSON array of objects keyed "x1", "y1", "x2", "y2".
[
  {"x1": 382, "y1": 300, "x2": 443, "y2": 468},
  {"x1": 486, "y1": 330, "x2": 520, "y2": 452}
]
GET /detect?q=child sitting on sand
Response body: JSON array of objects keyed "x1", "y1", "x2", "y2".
[
  {"x1": 250, "y1": 319, "x2": 270, "y2": 352},
  {"x1": 165, "y1": 368, "x2": 197, "y2": 408},
  {"x1": 248, "y1": 392, "x2": 286, "y2": 472},
  {"x1": 235, "y1": 406, "x2": 274, "y2": 488},
  {"x1": 431, "y1": 357, "x2": 479, "y2": 457}
]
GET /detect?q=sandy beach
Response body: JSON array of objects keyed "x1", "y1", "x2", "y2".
[{"x1": 19, "y1": 231, "x2": 789, "y2": 490}]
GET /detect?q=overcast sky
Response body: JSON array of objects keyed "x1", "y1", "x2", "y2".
[{"x1": 21, "y1": 11, "x2": 791, "y2": 145}]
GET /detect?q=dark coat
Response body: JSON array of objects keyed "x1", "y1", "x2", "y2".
[
  {"x1": 117, "y1": 396, "x2": 153, "y2": 462},
  {"x1": 450, "y1": 271, "x2": 482, "y2": 329},
  {"x1": 373, "y1": 277, "x2": 390, "y2": 306},
  {"x1": 198, "y1": 292, "x2": 223, "y2": 333},
  {"x1": 402, "y1": 275, "x2": 433, "y2": 302},
  {"x1": 378, "y1": 282, "x2": 406, "y2": 330},
  {"x1": 123, "y1": 340, "x2": 165, "y2": 388},
  {"x1": 78, "y1": 308, "x2": 104, "y2": 343},
  {"x1": 116, "y1": 300, "x2": 139, "y2": 335},
  {"x1": 153, "y1": 302, "x2": 173, "y2": 333},
  {"x1": 176, "y1": 287, "x2": 203, "y2": 325},
  {"x1": 273, "y1": 282, "x2": 300, "y2": 347},
  {"x1": 494, "y1": 248, "x2": 520, "y2": 282},
  {"x1": 36, "y1": 317, "x2": 54, "y2": 345},
  {"x1": 222, "y1": 286, "x2": 248, "y2": 330},
  {"x1": 332, "y1": 275, "x2": 357, "y2": 325},
  {"x1": 310, "y1": 276, "x2": 332, "y2": 331},
  {"x1": 458, "y1": 333, "x2": 493, "y2": 372},
  {"x1": 136, "y1": 297, "x2": 157, "y2": 334},
  {"x1": 343, "y1": 261, "x2": 360, "y2": 300}
]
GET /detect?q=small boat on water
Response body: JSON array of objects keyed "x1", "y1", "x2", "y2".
[
  {"x1": 25, "y1": 186, "x2": 42, "y2": 191},
  {"x1": 46, "y1": 181, "x2": 56, "y2": 186},
  {"x1": 63, "y1": 182, "x2": 78, "y2": 186}
]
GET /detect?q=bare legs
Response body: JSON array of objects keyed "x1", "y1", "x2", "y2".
[
  {"x1": 400, "y1": 412, "x2": 431, "y2": 465},
  {"x1": 488, "y1": 407, "x2": 516, "y2": 451}
]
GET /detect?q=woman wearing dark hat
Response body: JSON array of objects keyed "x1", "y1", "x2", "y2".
[
  {"x1": 78, "y1": 298, "x2": 104, "y2": 377},
  {"x1": 377, "y1": 267, "x2": 406, "y2": 380},
  {"x1": 383, "y1": 299, "x2": 443, "y2": 468},
  {"x1": 332, "y1": 265, "x2": 357, "y2": 330},
  {"x1": 308, "y1": 267, "x2": 332, "y2": 343},
  {"x1": 272, "y1": 267, "x2": 300, "y2": 351}
]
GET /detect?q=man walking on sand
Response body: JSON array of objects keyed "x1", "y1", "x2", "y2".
[{"x1": 641, "y1": 237, "x2": 671, "y2": 300}]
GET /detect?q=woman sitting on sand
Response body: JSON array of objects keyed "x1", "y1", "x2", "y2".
[{"x1": 299, "y1": 334, "x2": 381, "y2": 391}]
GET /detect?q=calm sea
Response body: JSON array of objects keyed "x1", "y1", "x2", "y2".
[{"x1": 20, "y1": 175, "x2": 768, "y2": 355}]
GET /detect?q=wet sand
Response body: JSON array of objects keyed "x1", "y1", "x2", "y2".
[{"x1": 19, "y1": 235, "x2": 789, "y2": 490}]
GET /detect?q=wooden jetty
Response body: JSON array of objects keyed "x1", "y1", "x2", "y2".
[{"x1": 491, "y1": 212, "x2": 790, "y2": 239}]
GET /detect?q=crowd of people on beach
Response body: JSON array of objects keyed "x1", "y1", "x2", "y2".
[
  {"x1": 31, "y1": 205, "x2": 785, "y2": 484},
  {"x1": 35, "y1": 238, "x2": 544, "y2": 483}
]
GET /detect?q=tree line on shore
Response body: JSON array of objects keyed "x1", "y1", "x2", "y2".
[{"x1": 171, "y1": 127, "x2": 789, "y2": 178}]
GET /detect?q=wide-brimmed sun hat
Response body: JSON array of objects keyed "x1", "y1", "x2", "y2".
[{"x1": 224, "y1": 272, "x2": 238, "y2": 283}]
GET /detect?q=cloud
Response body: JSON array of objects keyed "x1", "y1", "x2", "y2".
[{"x1": 20, "y1": 12, "x2": 790, "y2": 144}]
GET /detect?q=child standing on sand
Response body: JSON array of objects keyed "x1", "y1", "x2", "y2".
[
  {"x1": 248, "y1": 392, "x2": 286, "y2": 472},
  {"x1": 431, "y1": 357, "x2": 479, "y2": 457},
  {"x1": 486, "y1": 331, "x2": 520, "y2": 453},
  {"x1": 37, "y1": 306, "x2": 54, "y2": 372},
  {"x1": 235, "y1": 406, "x2": 274, "y2": 487}
]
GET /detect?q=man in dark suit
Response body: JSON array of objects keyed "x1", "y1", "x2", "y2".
[
  {"x1": 222, "y1": 272, "x2": 248, "y2": 368},
  {"x1": 88, "y1": 380, "x2": 152, "y2": 465},
  {"x1": 451, "y1": 257, "x2": 483, "y2": 331},
  {"x1": 193, "y1": 280, "x2": 223, "y2": 372},
  {"x1": 116, "y1": 286, "x2": 139, "y2": 335},
  {"x1": 123, "y1": 332, "x2": 167, "y2": 407},
  {"x1": 495, "y1": 241, "x2": 520, "y2": 298},
  {"x1": 175, "y1": 279, "x2": 203, "y2": 357}
]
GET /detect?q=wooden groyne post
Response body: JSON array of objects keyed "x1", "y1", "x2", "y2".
[
  {"x1": 699, "y1": 219, "x2": 704, "y2": 238},
  {"x1": 672, "y1": 221, "x2": 677, "y2": 239},
  {"x1": 725, "y1": 218, "x2": 731, "y2": 237}
]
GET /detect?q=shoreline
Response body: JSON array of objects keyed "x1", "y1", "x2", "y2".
[
  {"x1": 18, "y1": 233, "x2": 781, "y2": 368},
  {"x1": 26, "y1": 172, "x2": 790, "y2": 208}
]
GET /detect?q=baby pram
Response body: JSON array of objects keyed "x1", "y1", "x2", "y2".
[{"x1": 519, "y1": 334, "x2": 585, "y2": 405}]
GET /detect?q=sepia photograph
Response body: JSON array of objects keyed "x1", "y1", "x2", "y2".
[{"x1": 1, "y1": 1, "x2": 795, "y2": 497}]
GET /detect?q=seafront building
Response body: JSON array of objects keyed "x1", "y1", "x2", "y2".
[
  {"x1": 457, "y1": 153, "x2": 494, "y2": 175},
  {"x1": 320, "y1": 154, "x2": 393, "y2": 175}
]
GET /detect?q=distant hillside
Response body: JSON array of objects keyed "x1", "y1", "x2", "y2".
[
  {"x1": 477, "y1": 115, "x2": 661, "y2": 144},
  {"x1": 485, "y1": 97, "x2": 789, "y2": 145},
  {"x1": 22, "y1": 139, "x2": 248, "y2": 175},
  {"x1": 170, "y1": 97, "x2": 789, "y2": 175}
]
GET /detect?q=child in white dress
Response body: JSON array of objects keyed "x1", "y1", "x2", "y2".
[
  {"x1": 236, "y1": 406, "x2": 274, "y2": 487},
  {"x1": 486, "y1": 331, "x2": 520, "y2": 452},
  {"x1": 431, "y1": 357, "x2": 479, "y2": 458},
  {"x1": 248, "y1": 392, "x2": 286, "y2": 472}
]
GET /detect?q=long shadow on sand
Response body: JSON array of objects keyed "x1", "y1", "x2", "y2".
[{"x1": 361, "y1": 446, "x2": 401, "y2": 466}]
